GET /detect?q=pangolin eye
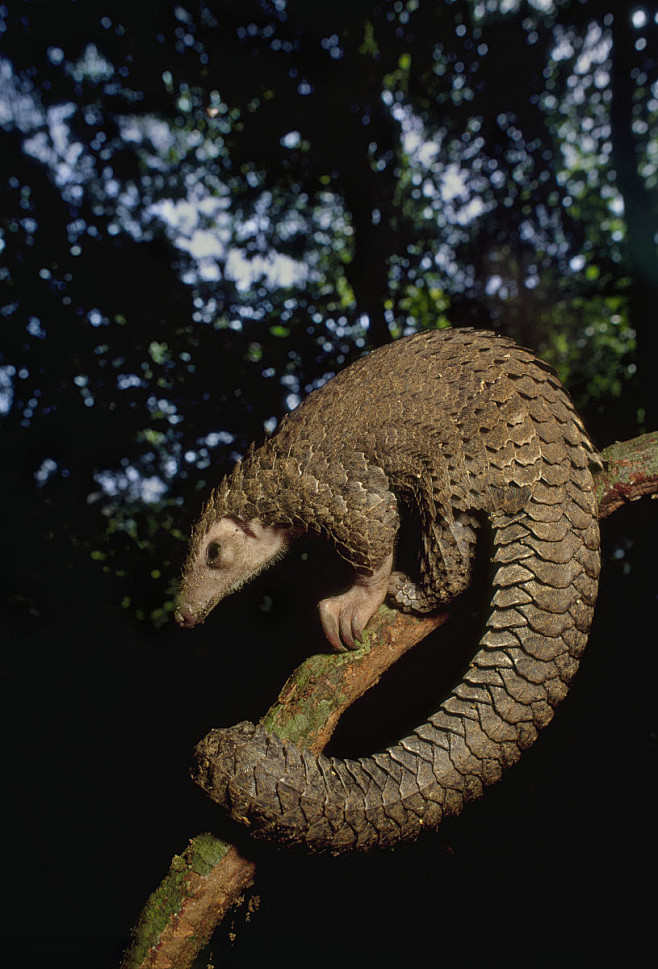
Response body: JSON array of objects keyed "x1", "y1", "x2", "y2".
[{"x1": 206, "y1": 541, "x2": 221, "y2": 567}]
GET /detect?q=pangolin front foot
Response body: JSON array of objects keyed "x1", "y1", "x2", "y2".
[{"x1": 318, "y1": 553, "x2": 393, "y2": 651}]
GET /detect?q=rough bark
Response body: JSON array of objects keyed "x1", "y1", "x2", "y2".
[
  {"x1": 121, "y1": 432, "x2": 656, "y2": 969},
  {"x1": 595, "y1": 432, "x2": 658, "y2": 519}
]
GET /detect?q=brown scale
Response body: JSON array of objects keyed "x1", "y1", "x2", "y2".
[{"x1": 177, "y1": 327, "x2": 601, "y2": 852}]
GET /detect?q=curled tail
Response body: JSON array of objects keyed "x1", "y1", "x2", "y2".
[{"x1": 193, "y1": 447, "x2": 600, "y2": 852}]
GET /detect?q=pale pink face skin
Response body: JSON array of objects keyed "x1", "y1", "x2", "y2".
[{"x1": 175, "y1": 517, "x2": 293, "y2": 629}]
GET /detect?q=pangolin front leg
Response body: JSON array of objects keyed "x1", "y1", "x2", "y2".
[{"x1": 318, "y1": 553, "x2": 394, "y2": 651}]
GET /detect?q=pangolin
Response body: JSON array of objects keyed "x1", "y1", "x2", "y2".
[{"x1": 175, "y1": 327, "x2": 601, "y2": 852}]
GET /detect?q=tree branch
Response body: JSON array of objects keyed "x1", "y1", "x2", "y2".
[
  {"x1": 595, "y1": 432, "x2": 658, "y2": 519},
  {"x1": 121, "y1": 432, "x2": 657, "y2": 969}
]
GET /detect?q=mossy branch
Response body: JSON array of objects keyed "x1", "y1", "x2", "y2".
[
  {"x1": 595, "y1": 432, "x2": 658, "y2": 518},
  {"x1": 121, "y1": 432, "x2": 657, "y2": 969},
  {"x1": 121, "y1": 608, "x2": 446, "y2": 968}
]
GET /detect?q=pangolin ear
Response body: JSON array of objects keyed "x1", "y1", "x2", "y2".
[
  {"x1": 232, "y1": 518, "x2": 281, "y2": 541},
  {"x1": 203, "y1": 516, "x2": 263, "y2": 545},
  {"x1": 233, "y1": 517, "x2": 257, "y2": 538}
]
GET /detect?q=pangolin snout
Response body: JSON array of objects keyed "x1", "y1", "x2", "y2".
[{"x1": 174, "y1": 604, "x2": 197, "y2": 628}]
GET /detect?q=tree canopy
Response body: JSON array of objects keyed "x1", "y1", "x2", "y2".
[{"x1": 2, "y1": 0, "x2": 656, "y2": 625}]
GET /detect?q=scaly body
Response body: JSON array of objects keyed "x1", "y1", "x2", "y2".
[{"x1": 177, "y1": 328, "x2": 600, "y2": 852}]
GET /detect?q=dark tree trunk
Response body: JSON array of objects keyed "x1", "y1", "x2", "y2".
[{"x1": 608, "y1": 7, "x2": 658, "y2": 425}]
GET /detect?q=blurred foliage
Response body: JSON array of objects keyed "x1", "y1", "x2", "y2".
[{"x1": 1, "y1": 0, "x2": 656, "y2": 626}]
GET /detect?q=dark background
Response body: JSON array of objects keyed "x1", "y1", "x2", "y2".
[{"x1": 1, "y1": 2, "x2": 656, "y2": 966}]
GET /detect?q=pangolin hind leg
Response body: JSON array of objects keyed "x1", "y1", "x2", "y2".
[{"x1": 388, "y1": 512, "x2": 480, "y2": 612}]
